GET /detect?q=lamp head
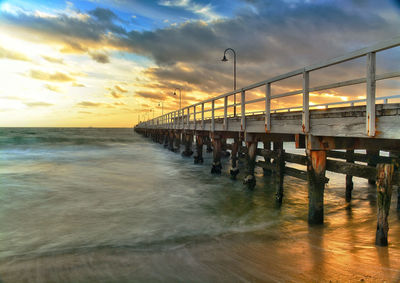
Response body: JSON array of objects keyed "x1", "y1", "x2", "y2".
[
  {"x1": 173, "y1": 91, "x2": 176, "y2": 96},
  {"x1": 221, "y1": 55, "x2": 228, "y2": 62}
]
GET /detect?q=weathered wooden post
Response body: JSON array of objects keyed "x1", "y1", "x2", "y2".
[
  {"x1": 194, "y1": 135, "x2": 204, "y2": 164},
  {"x1": 174, "y1": 131, "x2": 181, "y2": 152},
  {"x1": 244, "y1": 140, "x2": 257, "y2": 189},
  {"x1": 206, "y1": 136, "x2": 213, "y2": 153},
  {"x1": 390, "y1": 151, "x2": 400, "y2": 211},
  {"x1": 230, "y1": 137, "x2": 240, "y2": 179},
  {"x1": 211, "y1": 135, "x2": 222, "y2": 174},
  {"x1": 375, "y1": 163, "x2": 394, "y2": 246},
  {"x1": 307, "y1": 150, "x2": 327, "y2": 225},
  {"x1": 221, "y1": 137, "x2": 230, "y2": 158},
  {"x1": 182, "y1": 133, "x2": 194, "y2": 157},
  {"x1": 367, "y1": 150, "x2": 379, "y2": 184},
  {"x1": 263, "y1": 141, "x2": 272, "y2": 176},
  {"x1": 168, "y1": 131, "x2": 175, "y2": 151},
  {"x1": 275, "y1": 143, "x2": 285, "y2": 204},
  {"x1": 345, "y1": 149, "x2": 354, "y2": 202},
  {"x1": 163, "y1": 131, "x2": 169, "y2": 148}
]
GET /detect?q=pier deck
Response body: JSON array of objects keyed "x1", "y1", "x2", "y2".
[{"x1": 135, "y1": 37, "x2": 400, "y2": 246}]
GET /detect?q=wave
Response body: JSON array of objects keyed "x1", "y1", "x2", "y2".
[{"x1": 0, "y1": 128, "x2": 136, "y2": 146}]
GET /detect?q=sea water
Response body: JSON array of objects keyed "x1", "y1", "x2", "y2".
[{"x1": 0, "y1": 128, "x2": 399, "y2": 282}]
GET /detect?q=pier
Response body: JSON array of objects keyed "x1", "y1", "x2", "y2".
[{"x1": 135, "y1": 37, "x2": 400, "y2": 246}]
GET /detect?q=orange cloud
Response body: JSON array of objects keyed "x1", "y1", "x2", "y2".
[
  {"x1": 29, "y1": 70, "x2": 75, "y2": 82},
  {"x1": 0, "y1": 46, "x2": 30, "y2": 61},
  {"x1": 115, "y1": 85, "x2": 128, "y2": 93}
]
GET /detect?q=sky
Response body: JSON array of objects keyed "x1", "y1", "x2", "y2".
[{"x1": 0, "y1": 0, "x2": 399, "y2": 127}]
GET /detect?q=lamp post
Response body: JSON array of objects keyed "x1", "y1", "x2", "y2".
[
  {"x1": 173, "y1": 88, "x2": 182, "y2": 110},
  {"x1": 221, "y1": 48, "x2": 237, "y2": 116},
  {"x1": 158, "y1": 101, "x2": 164, "y2": 115}
]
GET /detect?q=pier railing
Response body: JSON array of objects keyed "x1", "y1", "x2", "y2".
[{"x1": 137, "y1": 36, "x2": 400, "y2": 137}]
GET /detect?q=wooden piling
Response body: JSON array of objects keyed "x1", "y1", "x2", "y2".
[
  {"x1": 163, "y1": 132, "x2": 169, "y2": 148},
  {"x1": 194, "y1": 135, "x2": 204, "y2": 164},
  {"x1": 221, "y1": 137, "x2": 230, "y2": 158},
  {"x1": 174, "y1": 132, "x2": 181, "y2": 152},
  {"x1": 275, "y1": 146, "x2": 285, "y2": 204},
  {"x1": 182, "y1": 134, "x2": 194, "y2": 157},
  {"x1": 211, "y1": 137, "x2": 222, "y2": 174},
  {"x1": 263, "y1": 141, "x2": 272, "y2": 176},
  {"x1": 206, "y1": 136, "x2": 213, "y2": 153},
  {"x1": 168, "y1": 131, "x2": 175, "y2": 151},
  {"x1": 375, "y1": 163, "x2": 394, "y2": 246},
  {"x1": 391, "y1": 151, "x2": 400, "y2": 211},
  {"x1": 244, "y1": 141, "x2": 257, "y2": 188},
  {"x1": 345, "y1": 149, "x2": 354, "y2": 202},
  {"x1": 367, "y1": 150, "x2": 379, "y2": 184},
  {"x1": 307, "y1": 150, "x2": 327, "y2": 225},
  {"x1": 230, "y1": 137, "x2": 239, "y2": 179}
]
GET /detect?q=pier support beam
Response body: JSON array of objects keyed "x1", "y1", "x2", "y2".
[
  {"x1": 275, "y1": 142, "x2": 285, "y2": 204},
  {"x1": 163, "y1": 132, "x2": 169, "y2": 148},
  {"x1": 263, "y1": 141, "x2": 272, "y2": 176},
  {"x1": 221, "y1": 138, "x2": 230, "y2": 158},
  {"x1": 345, "y1": 149, "x2": 354, "y2": 202},
  {"x1": 244, "y1": 140, "x2": 257, "y2": 189},
  {"x1": 194, "y1": 136, "x2": 204, "y2": 164},
  {"x1": 168, "y1": 131, "x2": 175, "y2": 151},
  {"x1": 206, "y1": 136, "x2": 213, "y2": 153},
  {"x1": 230, "y1": 137, "x2": 240, "y2": 179},
  {"x1": 182, "y1": 134, "x2": 194, "y2": 157},
  {"x1": 174, "y1": 132, "x2": 181, "y2": 153},
  {"x1": 375, "y1": 163, "x2": 394, "y2": 246},
  {"x1": 307, "y1": 150, "x2": 327, "y2": 225},
  {"x1": 211, "y1": 136, "x2": 222, "y2": 174},
  {"x1": 389, "y1": 151, "x2": 400, "y2": 211},
  {"x1": 367, "y1": 150, "x2": 379, "y2": 184}
]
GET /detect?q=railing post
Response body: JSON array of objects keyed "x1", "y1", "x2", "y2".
[
  {"x1": 265, "y1": 83, "x2": 271, "y2": 133},
  {"x1": 201, "y1": 103, "x2": 205, "y2": 130},
  {"x1": 181, "y1": 109, "x2": 184, "y2": 129},
  {"x1": 366, "y1": 52, "x2": 376, "y2": 136},
  {"x1": 194, "y1": 105, "x2": 197, "y2": 131},
  {"x1": 174, "y1": 111, "x2": 177, "y2": 129},
  {"x1": 187, "y1": 107, "x2": 190, "y2": 130},
  {"x1": 302, "y1": 69, "x2": 310, "y2": 134},
  {"x1": 211, "y1": 100, "x2": 215, "y2": 132},
  {"x1": 241, "y1": 90, "x2": 245, "y2": 132},
  {"x1": 224, "y1": 96, "x2": 228, "y2": 130}
]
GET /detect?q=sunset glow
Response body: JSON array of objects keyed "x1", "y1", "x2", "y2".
[{"x1": 1, "y1": 0, "x2": 399, "y2": 127}]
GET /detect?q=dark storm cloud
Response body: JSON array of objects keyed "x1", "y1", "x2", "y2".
[
  {"x1": 2, "y1": 0, "x2": 399, "y2": 97},
  {"x1": 89, "y1": 7, "x2": 118, "y2": 22},
  {"x1": 89, "y1": 52, "x2": 110, "y2": 63},
  {"x1": 135, "y1": 91, "x2": 165, "y2": 100}
]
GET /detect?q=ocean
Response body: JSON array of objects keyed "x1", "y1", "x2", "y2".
[{"x1": 0, "y1": 127, "x2": 399, "y2": 282}]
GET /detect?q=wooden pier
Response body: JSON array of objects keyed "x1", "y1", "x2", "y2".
[{"x1": 135, "y1": 37, "x2": 400, "y2": 246}]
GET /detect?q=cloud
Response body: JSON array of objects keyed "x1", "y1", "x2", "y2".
[
  {"x1": 76, "y1": 101, "x2": 104, "y2": 107},
  {"x1": 158, "y1": 0, "x2": 221, "y2": 21},
  {"x1": 29, "y1": 69, "x2": 75, "y2": 82},
  {"x1": 72, "y1": 82, "x2": 85, "y2": 87},
  {"x1": 0, "y1": 46, "x2": 30, "y2": 61},
  {"x1": 44, "y1": 84, "x2": 62, "y2": 92},
  {"x1": 89, "y1": 7, "x2": 117, "y2": 22},
  {"x1": 2, "y1": 0, "x2": 399, "y2": 108},
  {"x1": 89, "y1": 51, "x2": 110, "y2": 63},
  {"x1": 42, "y1": 55, "x2": 64, "y2": 64},
  {"x1": 135, "y1": 91, "x2": 165, "y2": 100},
  {"x1": 114, "y1": 101, "x2": 126, "y2": 106},
  {"x1": 25, "y1": 101, "x2": 53, "y2": 107},
  {"x1": 115, "y1": 85, "x2": 128, "y2": 93},
  {"x1": 110, "y1": 90, "x2": 124, "y2": 98}
]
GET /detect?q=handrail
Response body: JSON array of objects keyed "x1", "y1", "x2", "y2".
[{"x1": 137, "y1": 36, "x2": 400, "y2": 136}]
